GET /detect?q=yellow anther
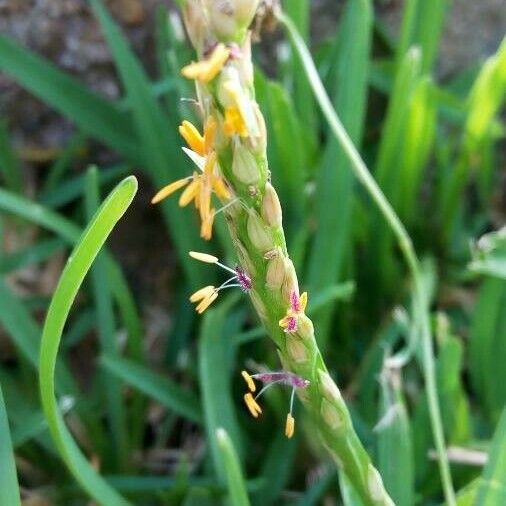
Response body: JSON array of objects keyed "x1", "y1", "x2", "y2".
[
  {"x1": 181, "y1": 44, "x2": 230, "y2": 83},
  {"x1": 179, "y1": 120, "x2": 205, "y2": 156},
  {"x1": 151, "y1": 178, "x2": 190, "y2": 204},
  {"x1": 285, "y1": 413, "x2": 295, "y2": 439},
  {"x1": 241, "y1": 370, "x2": 256, "y2": 392},
  {"x1": 195, "y1": 290, "x2": 218, "y2": 314},
  {"x1": 223, "y1": 106, "x2": 248, "y2": 137},
  {"x1": 299, "y1": 292, "x2": 308, "y2": 312},
  {"x1": 179, "y1": 179, "x2": 200, "y2": 207},
  {"x1": 189, "y1": 251, "x2": 219, "y2": 264},
  {"x1": 244, "y1": 392, "x2": 262, "y2": 418},
  {"x1": 200, "y1": 208, "x2": 215, "y2": 240},
  {"x1": 189, "y1": 285, "x2": 216, "y2": 303}
]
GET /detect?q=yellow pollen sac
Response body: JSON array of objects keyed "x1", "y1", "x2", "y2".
[
  {"x1": 179, "y1": 120, "x2": 205, "y2": 156},
  {"x1": 299, "y1": 292, "x2": 308, "y2": 312},
  {"x1": 189, "y1": 251, "x2": 219, "y2": 264},
  {"x1": 212, "y1": 178, "x2": 231, "y2": 200},
  {"x1": 181, "y1": 43, "x2": 230, "y2": 84},
  {"x1": 244, "y1": 393, "x2": 262, "y2": 418},
  {"x1": 151, "y1": 178, "x2": 190, "y2": 204},
  {"x1": 223, "y1": 106, "x2": 248, "y2": 137},
  {"x1": 204, "y1": 116, "x2": 217, "y2": 153},
  {"x1": 195, "y1": 290, "x2": 218, "y2": 314},
  {"x1": 189, "y1": 285, "x2": 216, "y2": 303},
  {"x1": 200, "y1": 208, "x2": 215, "y2": 240},
  {"x1": 241, "y1": 370, "x2": 256, "y2": 392},
  {"x1": 190, "y1": 285, "x2": 215, "y2": 302},
  {"x1": 285, "y1": 413, "x2": 295, "y2": 439},
  {"x1": 178, "y1": 178, "x2": 200, "y2": 207}
]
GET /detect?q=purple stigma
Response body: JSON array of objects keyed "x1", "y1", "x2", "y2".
[
  {"x1": 254, "y1": 371, "x2": 310, "y2": 390},
  {"x1": 284, "y1": 316, "x2": 298, "y2": 333},
  {"x1": 235, "y1": 266, "x2": 252, "y2": 291},
  {"x1": 290, "y1": 290, "x2": 301, "y2": 312}
]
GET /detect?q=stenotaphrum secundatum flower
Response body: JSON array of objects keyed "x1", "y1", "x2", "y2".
[
  {"x1": 188, "y1": 251, "x2": 252, "y2": 313},
  {"x1": 242, "y1": 369, "x2": 310, "y2": 438}
]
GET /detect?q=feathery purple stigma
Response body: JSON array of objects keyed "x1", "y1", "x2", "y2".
[
  {"x1": 290, "y1": 290, "x2": 301, "y2": 312},
  {"x1": 254, "y1": 371, "x2": 310, "y2": 389},
  {"x1": 235, "y1": 266, "x2": 252, "y2": 291},
  {"x1": 285, "y1": 315, "x2": 298, "y2": 333}
]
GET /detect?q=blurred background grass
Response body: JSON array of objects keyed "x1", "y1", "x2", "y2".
[{"x1": 0, "y1": 0, "x2": 505, "y2": 504}]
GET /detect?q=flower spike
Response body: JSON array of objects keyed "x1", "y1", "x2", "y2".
[{"x1": 241, "y1": 369, "x2": 309, "y2": 438}]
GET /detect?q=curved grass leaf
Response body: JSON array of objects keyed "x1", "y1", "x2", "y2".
[
  {"x1": 216, "y1": 428, "x2": 250, "y2": 506},
  {"x1": 476, "y1": 408, "x2": 506, "y2": 505},
  {"x1": 39, "y1": 176, "x2": 138, "y2": 506}
]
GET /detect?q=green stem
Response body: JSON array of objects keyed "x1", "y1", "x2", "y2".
[{"x1": 279, "y1": 12, "x2": 456, "y2": 506}]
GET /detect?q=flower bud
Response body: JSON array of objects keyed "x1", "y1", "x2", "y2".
[
  {"x1": 296, "y1": 314, "x2": 314, "y2": 340},
  {"x1": 265, "y1": 254, "x2": 285, "y2": 289},
  {"x1": 321, "y1": 399, "x2": 343, "y2": 430},
  {"x1": 262, "y1": 183, "x2": 282, "y2": 227},
  {"x1": 247, "y1": 210, "x2": 273, "y2": 253},
  {"x1": 183, "y1": 0, "x2": 208, "y2": 50},
  {"x1": 232, "y1": 141, "x2": 260, "y2": 184},
  {"x1": 318, "y1": 370, "x2": 342, "y2": 403},
  {"x1": 282, "y1": 259, "x2": 299, "y2": 301},
  {"x1": 203, "y1": 0, "x2": 259, "y2": 41},
  {"x1": 287, "y1": 337, "x2": 308, "y2": 363}
]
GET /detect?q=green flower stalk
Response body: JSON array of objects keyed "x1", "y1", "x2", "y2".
[{"x1": 153, "y1": 1, "x2": 393, "y2": 503}]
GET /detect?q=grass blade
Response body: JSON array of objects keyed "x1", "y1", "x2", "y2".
[
  {"x1": 199, "y1": 304, "x2": 242, "y2": 480},
  {"x1": 39, "y1": 176, "x2": 137, "y2": 506},
  {"x1": 100, "y1": 355, "x2": 202, "y2": 424},
  {"x1": 216, "y1": 428, "x2": 250, "y2": 506},
  {"x1": 0, "y1": 36, "x2": 140, "y2": 163},
  {"x1": 475, "y1": 408, "x2": 506, "y2": 505},
  {"x1": 306, "y1": 0, "x2": 372, "y2": 349},
  {"x1": 0, "y1": 385, "x2": 21, "y2": 506},
  {"x1": 84, "y1": 167, "x2": 128, "y2": 468}
]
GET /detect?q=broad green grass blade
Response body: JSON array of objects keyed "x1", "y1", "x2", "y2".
[
  {"x1": 398, "y1": 76, "x2": 436, "y2": 225},
  {"x1": 306, "y1": 0, "x2": 372, "y2": 349},
  {"x1": 0, "y1": 119, "x2": 22, "y2": 192},
  {"x1": 0, "y1": 386, "x2": 21, "y2": 506},
  {"x1": 296, "y1": 469, "x2": 334, "y2": 505},
  {"x1": 90, "y1": 0, "x2": 204, "y2": 287},
  {"x1": 411, "y1": 0, "x2": 450, "y2": 73},
  {"x1": 216, "y1": 428, "x2": 250, "y2": 506},
  {"x1": 469, "y1": 278, "x2": 506, "y2": 421},
  {"x1": 199, "y1": 305, "x2": 242, "y2": 480},
  {"x1": 100, "y1": 354, "x2": 202, "y2": 424},
  {"x1": 441, "y1": 39, "x2": 506, "y2": 238},
  {"x1": 396, "y1": 0, "x2": 418, "y2": 64},
  {"x1": 0, "y1": 280, "x2": 76, "y2": 394},
  {"x1": 475, "y1": 408, "x2": 506, "y2": 505},
  {"x1": 372, "y1": 47, "x2": 421, "y2": 292},
  {"x1": 0, "y1": 238, "x2": 64, "y2": 274},
  {"x1": 261, "y1": 79, "x2": 306, "y2": 242},
  {"x1": 39, "y1": 176, "x2": 137, "y2": 506},
  {"x1": 282, "y1": 0, "x2": 316, "y2": 138},
  {"x1": 0, "y1": 36, "x2": 140, "y2": 163},
  {"x1": 84, "y1": 167, "x2": 128, "y2": 468},
  {"x1": 0, "y1": 186, "x2": 80, "y2": 242},
  {"x1": 40, "y1": 164, "x2": 130, "y2": 209},
  {"x1": 377, "y1": 371, "x2": 414, "y2": 506},
  {"x1": 254, "y1": 432, "x2": 297, "y2": 505}
]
